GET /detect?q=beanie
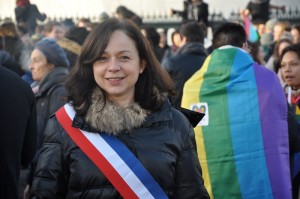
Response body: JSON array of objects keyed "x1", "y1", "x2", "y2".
[
  {"x1": 265, "y1": 18, "x2": 278, "y2": 31},
  {"x1": 35, "y1": 38, "x2": 70, "y2": 68}
]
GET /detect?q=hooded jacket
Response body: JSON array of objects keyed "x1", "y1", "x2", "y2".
[
  {"x1": 162, "y1": 42, "x2": 207, "y2": 107},
  {"x1": 30, "y1": 87, "x2": 209, "y2": 199},
  {"x1": 27, "y1": 67, "x2": 69, "y2": 185}
]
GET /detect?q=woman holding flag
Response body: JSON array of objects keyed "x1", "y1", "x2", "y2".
[{"x1": 29, "y1": 18, "x2": 209, "y2": 199}]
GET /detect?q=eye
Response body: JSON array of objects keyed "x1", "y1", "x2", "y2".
[
  {"x1": 95, "y1": 56, "x2": 108, "y2": 63},
  {"x1": 291, "y1": 62, "x2": 299, "y2": 67},
  {"x1": 119, "y1": 56, "x2": 130, "y2": 61}
]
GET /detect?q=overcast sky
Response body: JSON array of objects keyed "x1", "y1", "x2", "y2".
[{"x1": 0, "y1": 0, "x2": 298, "y2": 21}]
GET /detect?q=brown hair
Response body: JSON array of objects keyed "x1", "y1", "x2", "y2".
[{"x1": 66, "y1": 18, "x2": 174, "y2": 116}]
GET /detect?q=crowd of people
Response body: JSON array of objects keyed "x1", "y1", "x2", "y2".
[{"x1": 1, "y1": 0, "x2": 300, "y2": 198}]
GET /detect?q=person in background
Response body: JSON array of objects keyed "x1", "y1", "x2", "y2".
[
  {"x1": 162, "y1": 21, "x2": 207, "y2": 107},
  {"x1": 115, "y1": 5, "x2": 144, "y2": 27},
  {"x1": 157, "y1": 28, "x2": 168, "y2": 51},
  {"x1": 31, "y1": 24, "x2": 44, "y2": 45},
  {"x1": 291, "y1": 24, "x2": 300, "y2": 44},
  {"x1": 260, "y1": 18, "x2": 278, "y2": 61},
  {"x1": 279, "y1": 43, "x2": 300, "y2": 199},
  {"x1": 266, "y1": 37, "x2": 293, "y2": 73},
  {"x1": 23, "y1": 38, "x2": 69, "y2": 199},
  {"x1": 43, "y1": 21, "x2": 65, "y2": 41},
  {"x1": 0, "y1": 66, "x2": 37, "y2": 199},
  {"x1": 14, "y1": 0, "x2": 46, "y2": 35},
  {"x1": 241, "y1": 0, "x2": 285, "y2": 31},
  {"x1": 30, "y1": 18, "x2": 209, "y2": 199},
  {"x1": 77, "y1": 17, "x2": 93, "y2": 32},
  {"x1": 170, "y1": 0, "x2": 209, "y2": 27},
  {"x1": 99, "y1": 12, "x2": 110, "y2": 23},
  {"x1": 141, "y1": 26, "x2": 165, "y2": 62},
  {"x1": 0, "y1": 21, "x2": 25, "y2": 69},
  {"x1": 249, "y1": 40, "x2": 266, "y2": 65},
  {"x1": 57, "y1": 26, "x2": 90, "y2": 69},
  {"x1": 61, "y1": 18, "x2": 76, "y2": 34},
  {"x1": 64, "y1": 27, "x2": 89, "y2": 46},
  {"x1": 161, "y1": 29, "x2": 182, "y2": 62},
  {"x1": 264, "y1": 20, "x2": 291, "y2": 62},
  {"x1": 0, "y1": 49, "x2": 24, "y2": 76},
  {"x1": 181, "y1": 22, "x2": 292, "y2": 199}
]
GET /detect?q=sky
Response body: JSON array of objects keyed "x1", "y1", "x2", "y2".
[{"x1": 0, "y1": 0, "x2": 298, "y2": 21}]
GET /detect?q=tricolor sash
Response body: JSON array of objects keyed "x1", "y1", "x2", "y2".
[{"x1": 56, "y1": 103, "x2": 168, "y2": 199}]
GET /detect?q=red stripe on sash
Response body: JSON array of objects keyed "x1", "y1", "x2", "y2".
[{"x1": 56, "y1": 106, "x2": 139, "y2": 199}]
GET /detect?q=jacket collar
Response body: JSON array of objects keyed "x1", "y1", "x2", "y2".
[
  {"x1": 72, "y1": 87, "x2": 173, "y2": 135},
  {"x1": 75, "y1": 87, "x2": 148, "y2": 135}
]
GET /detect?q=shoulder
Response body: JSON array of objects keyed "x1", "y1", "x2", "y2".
[
  {"x1": 0, "y1": 66, "x2": 34, "y2": 99},
  {"x1": 161, "y1": 100, "x2": 193, "y2": 129},
  {"x1": 48, "y1": 83, "x2": 66, "y2": 95},
  {"x1": 43, "y1": 114, "x2": 68, "y2": 143}
]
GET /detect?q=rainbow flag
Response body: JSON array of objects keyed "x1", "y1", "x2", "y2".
[
  {"x1": 244, "y1": 15, "x2": 259, "y2": 42},
  {"x1": 181, "y1": 47, "x2": 291, "y2": 199}
]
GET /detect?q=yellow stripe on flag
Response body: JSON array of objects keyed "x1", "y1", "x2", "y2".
[{"x1": 181, "y1": 56, "x2": 214, "y2": 199}]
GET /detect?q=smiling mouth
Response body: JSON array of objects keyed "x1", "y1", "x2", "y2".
[{"x1": 106, "y1": 77, "x2": 124, "y2": 81}]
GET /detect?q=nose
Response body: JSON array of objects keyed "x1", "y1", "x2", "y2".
[
  {"x1": 108, "y1": 58, "x2": 120, "y2": 71},
  {"x1": 28, "y1": 62, "x2": 33, "y2": 70}
]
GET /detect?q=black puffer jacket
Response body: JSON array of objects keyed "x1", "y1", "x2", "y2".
[
  {"x1": 162, "y1": 42, "x2": 207, "y2": 107},
  {"x1": 30, "y1": 95, "x2": 209, "y2": 198}
]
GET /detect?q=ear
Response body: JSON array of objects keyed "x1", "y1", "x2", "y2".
[
  {"x1": 47, "y1": 63, "x2": 55, "y2": 70},
  {"x1": 140, "y1": 60, "x2": 146, "y2": 74},
  {"x1": 180, "y1": 36, "x2": 187, "y2": 46}
]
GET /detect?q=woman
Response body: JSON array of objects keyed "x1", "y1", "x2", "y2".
[
  {"x1": 24, "y1": 38, "x2": 69, "y2": 198},
  {"x1": 280, "y1": 44, "x2": 300, "y2": 119},
  {"x1": 291, "y1": 24, "x2": 300, "y2": 44},
  {"x1": 279, "y1": 43, "x2": 300, "y2": 199},
  {"x1": 266, "y1": 38, "x2": 293, "y2": 73},
  {"x1": 141, "y1": 26, "x2": 165, "y2": 62},
  {"x1": 30, "y1": 18, "x2": 209, "y2": 198}
]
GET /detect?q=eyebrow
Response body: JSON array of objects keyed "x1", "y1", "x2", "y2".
[{"x1": 103, "y1": 50, "x2": 132, "y2": 54}]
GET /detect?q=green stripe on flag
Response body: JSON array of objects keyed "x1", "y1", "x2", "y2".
[{"x1": 200, "y1": 48, "x2": 242, "y2": 198}]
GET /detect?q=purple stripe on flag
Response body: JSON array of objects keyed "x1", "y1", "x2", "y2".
[{"x1": 254, "y1": 63, "x2": 292, "y2": 199}]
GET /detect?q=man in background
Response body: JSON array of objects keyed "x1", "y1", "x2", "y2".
[
  {"x1": 0, "y1": 66, "x2": 37, "y2": 199},
  {"x1": 181, "y1": 22, "x2": 292, "y2": 198},
  {"x1": 162, "y1": 21, "x2": 207, "y2": 107},
  {"x1": 171, "y1": 0, "x2": 209, "y2": 27}
]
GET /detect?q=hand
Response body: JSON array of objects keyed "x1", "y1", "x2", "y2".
[{"x1": 23, "y1": 184, "x2": 30, "y2": 199}]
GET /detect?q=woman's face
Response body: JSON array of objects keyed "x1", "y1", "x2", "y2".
[
  {"x1": 45, "y1": 25, "x2": 64, "y2": 40},
  {"x1": 93, "y1": 30, "x2": 145, "y2": 107},
  {"x1": 278, "y1": 41, "x2": 291, "y2": 57},
  {"x1": 291, "y1": 28, "x2": 300, "y2": 44},
  {"x1": 29, "y1": 49, "x2": 54, "y2": 81},
  {"x1": 273, "y1": 25, "x2": 284, "y2": 42},
  {"x1": 281, "y1": 51, "x2": 300, "y2": 89}
]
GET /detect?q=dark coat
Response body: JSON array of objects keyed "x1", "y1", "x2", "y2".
[
  {"x1": 30, "y1": 98, "x2": 209, "y2": 198},
  {"x1": 15, "y1": 4, "x2": 46, "y2": 34},
  {"x1": 0, "y1": 50, "x2": 24, "y2": 76},
  {"x1": 27, "y1": 67, "x2": 69, "y2": 185},
  {"x1": 0, "y1": 66, "x2": 37, "y2": 199},
  {"x1": 173, "y1": 1, "x2": 209, "y2": 26},
  {"x1": 162, "y1": 42, "x2": 207, "y2": 107}
]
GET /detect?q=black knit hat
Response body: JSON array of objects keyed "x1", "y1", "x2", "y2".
[{"x1": 35, "y1": 38, "x2": 70, "y2": 68}]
